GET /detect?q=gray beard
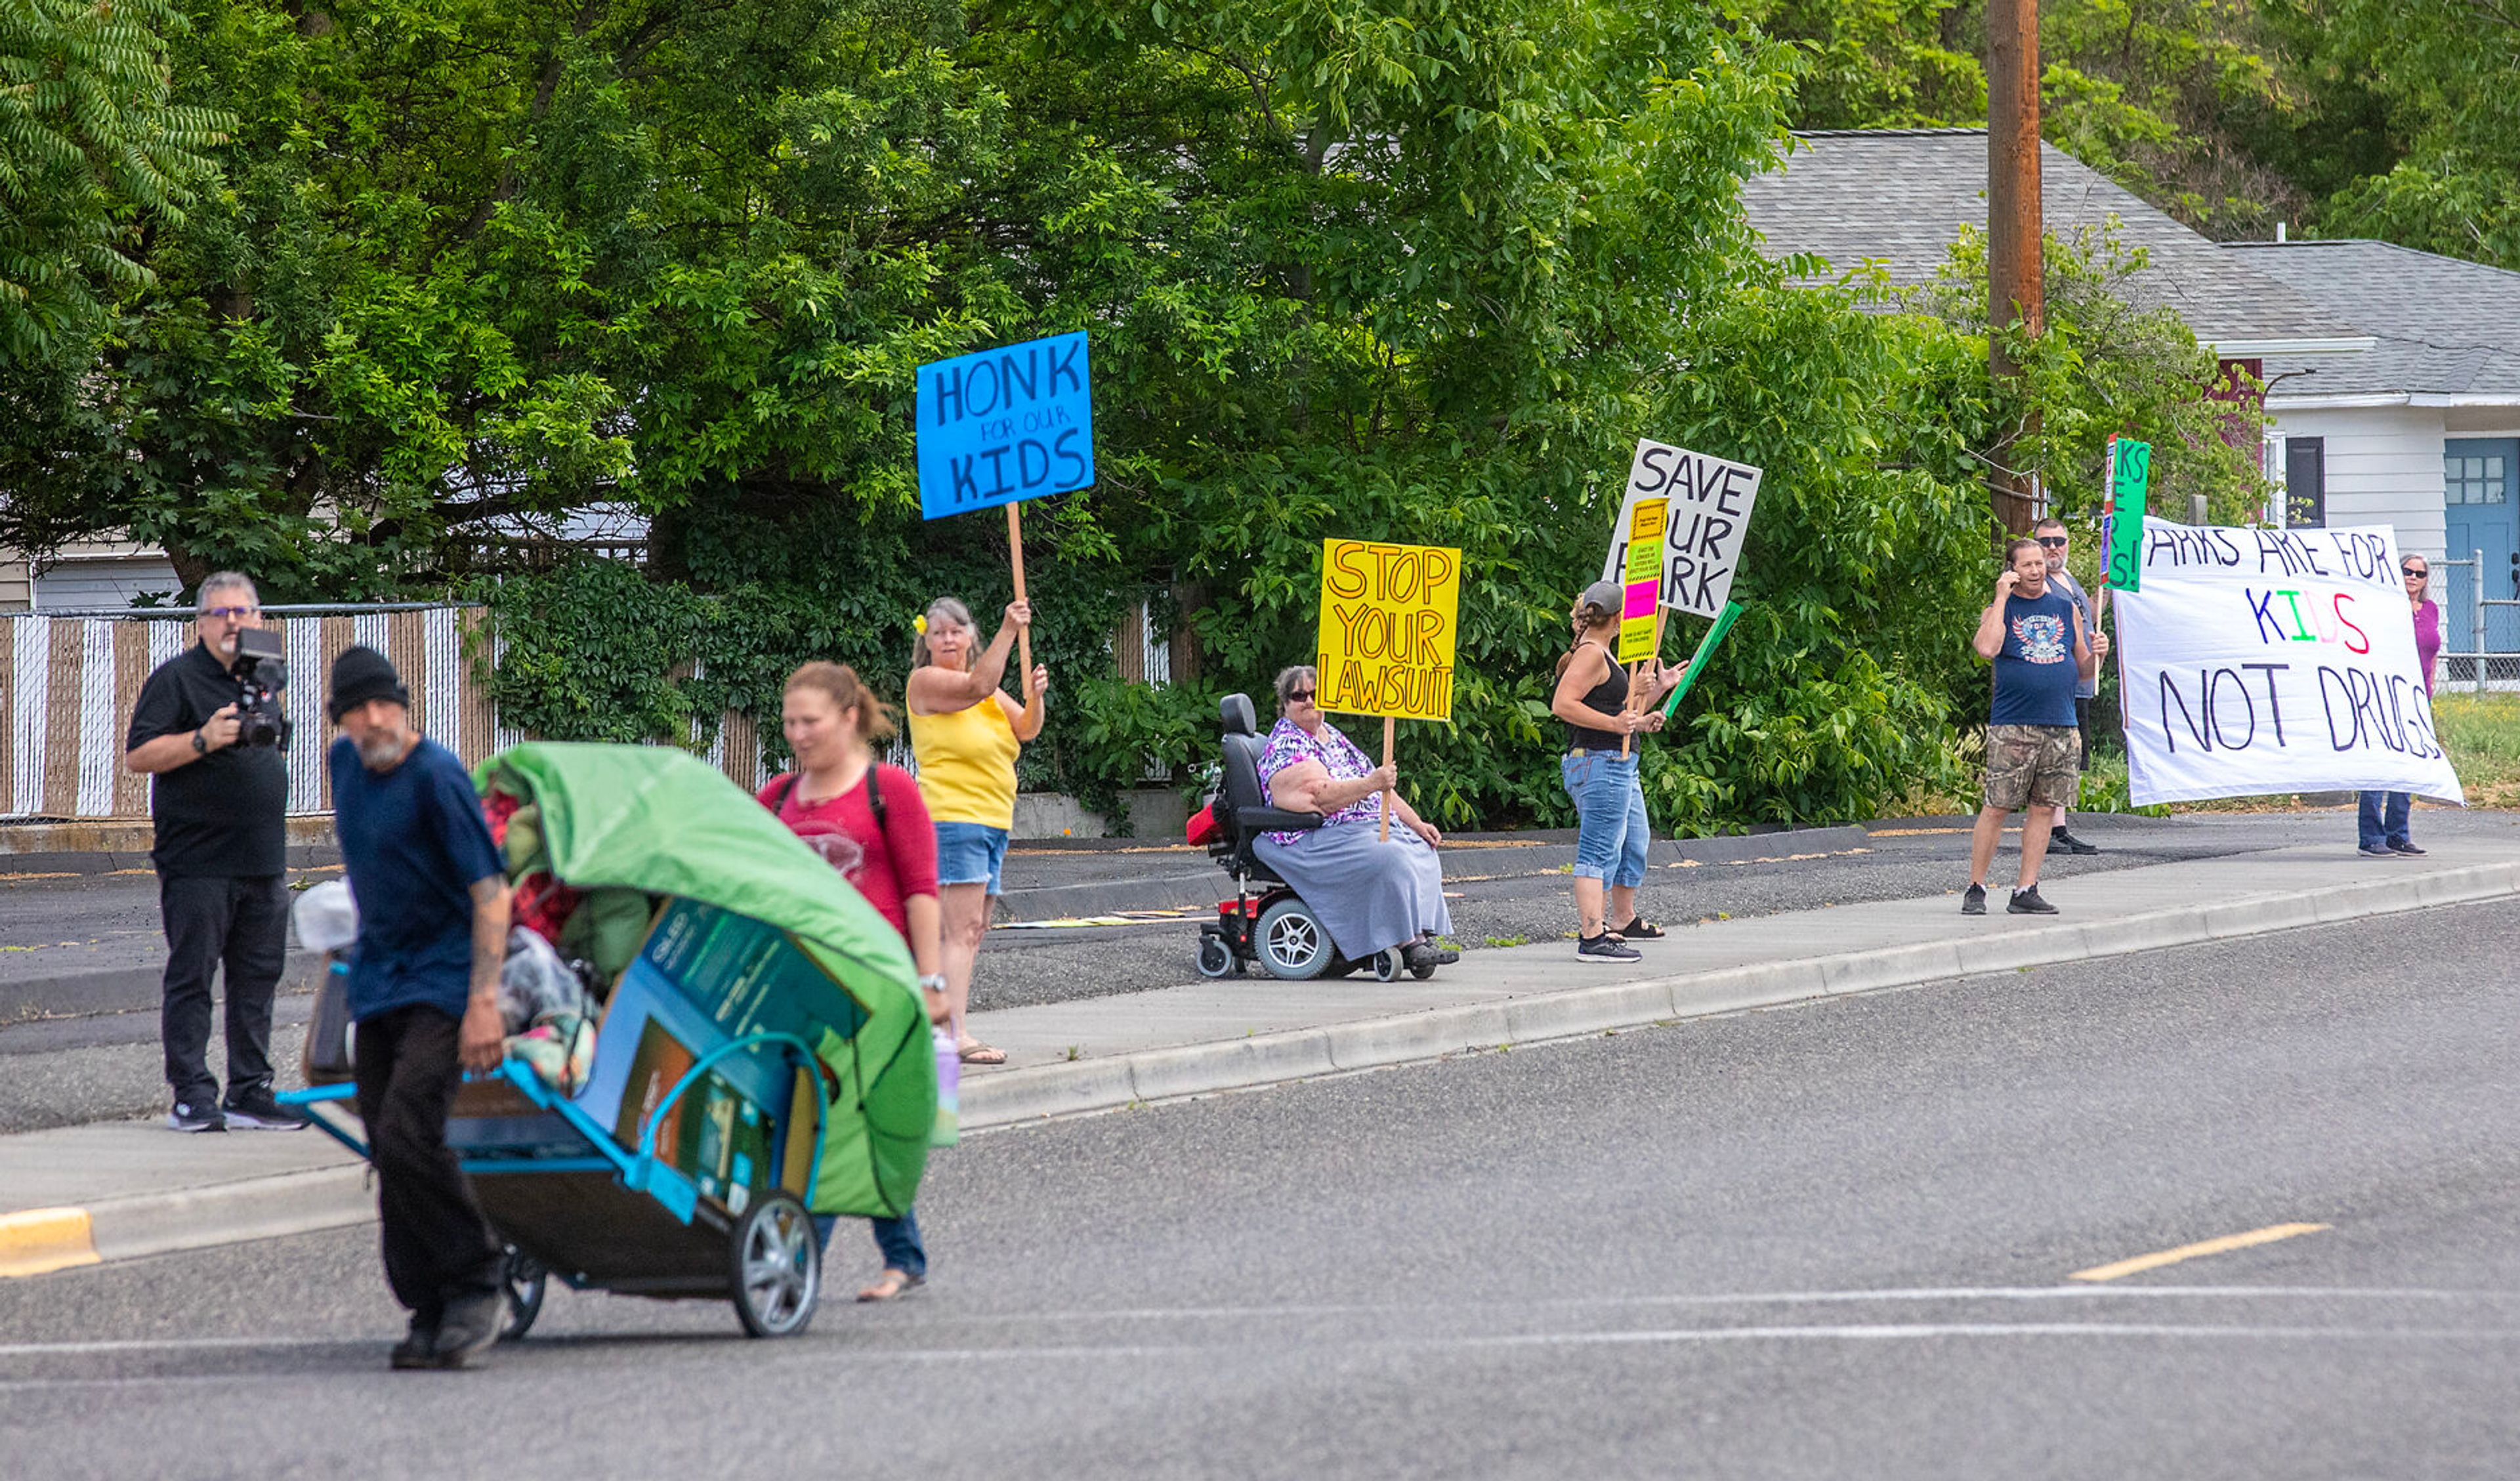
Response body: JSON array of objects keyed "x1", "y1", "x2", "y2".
[{"x1": 357, "y1": 732, "x2": 411, "y2": 772}]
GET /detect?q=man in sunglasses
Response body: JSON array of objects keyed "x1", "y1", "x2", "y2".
[
  {"x1": 2032, "y1": 518, "x2": 2110, "y2": 855},
  {"x1": 123, "y1": 572, "x2": 298, "y2": 1134}
]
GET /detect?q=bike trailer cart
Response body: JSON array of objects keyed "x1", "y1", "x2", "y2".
[{"x1": 284, "y1": 742, "x2": 936, "y2": 1341}]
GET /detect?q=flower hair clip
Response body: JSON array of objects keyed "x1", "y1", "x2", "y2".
[{"x1": 912, "y1": 614, "x2": 929, "y2": 635}]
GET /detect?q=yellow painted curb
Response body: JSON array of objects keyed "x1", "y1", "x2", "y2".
[{"x1": 0, "y1": 1207, "x2": 102, "y2": 1278}]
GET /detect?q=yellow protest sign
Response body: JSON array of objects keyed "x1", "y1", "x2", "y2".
[
  {"x1": 1315, "y1": 539, "x2": 1461, "y2": 722},
  {"x1": 1617, "y1": 499, "x2": 1666, "y2": 663}
]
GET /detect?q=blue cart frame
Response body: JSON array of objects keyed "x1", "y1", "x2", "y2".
[{"x1": 281, "y1": 1028, "x2": 830, "y2": 1340}]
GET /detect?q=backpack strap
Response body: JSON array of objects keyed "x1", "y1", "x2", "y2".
[
  {"x1": 770, "y1": 772, "x2": 800, "y2": 815},
  {"x1": 865, "y1": 766, "x2": 889, "y2": 829}
]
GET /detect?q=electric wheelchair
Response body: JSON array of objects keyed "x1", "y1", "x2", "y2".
[{"x1": 1190, "y1": 694, "x2": 1438, "y2": 984}]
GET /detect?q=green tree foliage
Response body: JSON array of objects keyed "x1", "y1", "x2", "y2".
[
  {"x1": 2301, "y1": 0, "x2": 2520, "y2": 269},
  {"x1": 0, "y1": 0, "x2": 228, "y2": 355},
  {"x1": 9, "y1": 0, "x2": 2282, "y2": 832}
]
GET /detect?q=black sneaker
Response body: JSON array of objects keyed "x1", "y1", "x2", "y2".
[
  {"x1": 390, "y1": 1316, "x2": 440, "y2": 1371},
  {"x1": 2007, "y1": 885, "x2": 2059, "y2": 915},
  {"x1": 1612, "y1": 916, "x2": 1666, "y2": 940},
  {"x1": 1576, "y1": 932, "x2": 1642, "y2": 963},
  {"x1": 2357, "y1": 846, "x2": 2398, "y2": 859},
  {"x1": 167, "y1": 1101, "x2": 227, "y2": 1133},
  {"x1": 1961, "y1": 884, "x2": 1986, "y2": 916},
  {"x1": 422, "y1": 1289, "x2": 503, "y2": 1370},
  {"x1": 221, "y1": 1090, "x2": 306, "y2": 1131},
  {"x1": 2391, "y1": 842, "x2": 2427, "y2": 856},
  {"x1": 2049, "y1": 829, "x2": 2101, "y2": 856}
]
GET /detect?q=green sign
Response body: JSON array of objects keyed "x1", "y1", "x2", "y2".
[
  {"x1": 2105, "y1": 437, "x2": 2152, "y2": 591},
  {"x1": 1660, "y1": 601, "x2": 1742, "y2": 719}
]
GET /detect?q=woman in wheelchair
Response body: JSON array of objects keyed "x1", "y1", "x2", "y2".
[{"x1": 1253, "y1": 665, "x2": 1459, "y2": 974}]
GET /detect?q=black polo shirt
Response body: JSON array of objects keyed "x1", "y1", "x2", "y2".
[{"x1": 125, "y1": 641, "x2": 289, "y2": 877}]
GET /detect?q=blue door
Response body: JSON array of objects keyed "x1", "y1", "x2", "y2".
[{"x1": 2445, "y1": 438, "x2": 2520, "y2": 666}]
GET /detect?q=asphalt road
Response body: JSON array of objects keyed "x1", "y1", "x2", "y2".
[
  {"x1": 6, "y1": 894, "x2": 2517, "y2": 1478},
  {"x1": 5, "y1": 807, "x2": 2511, "y2": 1133}
]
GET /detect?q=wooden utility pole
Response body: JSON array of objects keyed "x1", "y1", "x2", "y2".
[{"x1": 1986, "y1": 0, "x2": 2043, "y2": 534}]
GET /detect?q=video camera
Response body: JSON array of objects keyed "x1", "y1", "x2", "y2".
[{"x1": 230, "y1": 628, "x2": 292, "y2": 748}]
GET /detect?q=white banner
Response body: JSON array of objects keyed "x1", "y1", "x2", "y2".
[
  {"x1": 1601, "y1": 439, "x2": 1763, "y2": 618},
  {"x1": 2115, "y1": 521, "x2": 2462, "y2": 806}
]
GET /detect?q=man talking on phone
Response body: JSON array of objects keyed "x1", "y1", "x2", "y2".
[
  {"x1": 123, "y1": 573, "x2": 299, "y2": 1135},
  {"x1": 1962, "y1": 538, "x2": 2097, "y2": 917}
]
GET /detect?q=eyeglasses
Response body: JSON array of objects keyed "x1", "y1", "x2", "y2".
[
  {"x1": 1286, "y1": 690, "x2": 1316, "y2": 704},
  {"x1": 200, "y1": 605, "x2": 259, "y2": 621},
  {"x1": 2403, "y1": 567, "x2": 2427, "y2": 579},
  {"x1": 2036, "y1": 536, "x2": 2068, "y2": 548}
]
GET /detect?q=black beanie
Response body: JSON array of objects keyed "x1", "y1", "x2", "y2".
[{"x1": 327, "y1": 645, "x2": 410, "y2": 722}]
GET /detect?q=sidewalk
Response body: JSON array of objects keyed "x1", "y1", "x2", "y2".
[{"x1": 6, "y1": 831, "x2": 2514, "y2": 1278}]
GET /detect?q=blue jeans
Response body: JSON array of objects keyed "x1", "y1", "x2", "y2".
[
  {"x1": 810, "y1": 1208, "x2": 927, "y2": 1278},
  {"x1": 933, "y1": 822, "x2": 1009, "y2": 894},
  {"x1": 1563, "y1": 751, "x2": 1649, "y2": 888},
  {"x1": 2357, "y1": 791, "x2": 2411, "y2": 851}
]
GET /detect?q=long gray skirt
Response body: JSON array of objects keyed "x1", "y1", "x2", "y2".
[{"x1": 1253, "y1": 821, "x2": 1452, "y2": 959}]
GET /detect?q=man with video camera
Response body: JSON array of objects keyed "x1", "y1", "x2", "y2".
[{"x1": 123, "y1": 572, "x2": 301, "y2": 1134}]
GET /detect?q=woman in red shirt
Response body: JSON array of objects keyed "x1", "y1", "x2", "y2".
[{"x1": 755, "y1": 662, "x2": 946, "y2": 1302}]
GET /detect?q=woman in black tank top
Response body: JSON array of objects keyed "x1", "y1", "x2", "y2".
[{"x1": 1549, "y1": 579, "x2": 1681, "y2": 960}]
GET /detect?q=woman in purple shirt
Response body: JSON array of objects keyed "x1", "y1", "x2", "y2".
[{"x1": 2359, "y1": 554, "x2": 2442, "y2": 857}]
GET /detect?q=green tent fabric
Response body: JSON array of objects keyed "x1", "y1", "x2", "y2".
[{"x1": 473, "y1": 742, "x2": 933, "y2": 1219}]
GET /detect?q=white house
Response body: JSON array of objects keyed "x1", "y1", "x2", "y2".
[
  {"x1": 2229, "y1": 239, "x2": 2520, "y2": 658},
  {"x1": 1736, "y1": 127, "x2": 2519, "y2": 663}
]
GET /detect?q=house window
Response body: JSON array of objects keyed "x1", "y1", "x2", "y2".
[
  {"x1": 2283, "y1": 438, "x2": 2325, "y2": 528},
  {"x1": 2445, "y1": 451, "x2": 2510, "y2": 505}
]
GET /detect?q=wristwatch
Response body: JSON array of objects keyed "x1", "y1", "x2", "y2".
[
  {"x1": 190, "y1": 729, "x2": 207, "y2": 755},
  {"x1": 917, "y1": 973, "x2": 948, "y2": 994}
]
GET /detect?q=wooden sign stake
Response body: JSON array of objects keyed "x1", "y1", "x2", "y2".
[
  {"x1": 1007, "y1": 503, "x2": 1034, "y2": 700},
  {"x1": 1381, "y1": 716, "x2": 1396, "y2": 839}
]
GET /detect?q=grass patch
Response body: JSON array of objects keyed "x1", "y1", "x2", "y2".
[{"x1": 2433, "y1": 694, "x2": 2520, "y2": 808}]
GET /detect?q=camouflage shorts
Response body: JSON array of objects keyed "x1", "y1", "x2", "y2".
[{"x1": 1983, "y1": 723, "x2": 2081, "y2": 812}]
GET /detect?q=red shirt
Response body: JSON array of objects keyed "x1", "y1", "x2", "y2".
[{"x1": 755, "y1": 765, "x2": 938, "y2": 940}]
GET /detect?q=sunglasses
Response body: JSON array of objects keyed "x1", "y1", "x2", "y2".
[
  {"x1": 2036, "y1": 535, "x2": 2068, "y2": 548},
  {"x1": 2403, "y1": 567, "x2": 2428, "y2": 578},
  {"x1": 201, "y1": 605, "x2": 259, "y2": 621},
  {"x1": 1286, "y1": 690, "x2": 1316, "y2": 703}
]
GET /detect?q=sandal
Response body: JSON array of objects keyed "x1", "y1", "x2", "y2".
[
  {"x1": 857, "y1": 1268, "x2": 925, "y2": 1303},
  {"x1": 1614, "y1": 916, "x2": 1666, "y2": 940},
  {"x1": 957, "y1": 1041, "x2": 1009, "y2": 1066}
]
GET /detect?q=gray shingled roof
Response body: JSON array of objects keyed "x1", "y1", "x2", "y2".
[
  {"x1": 2224, "y1": 240, "x2": 2520, "y2": 402},
  {"x1": 1736, "y1": 129, "x2": 2359, "y2": 348}
]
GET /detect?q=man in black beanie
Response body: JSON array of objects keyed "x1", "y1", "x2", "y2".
[{"x1": 327, "y1": 645, "x2": 513, "y2": 1370}]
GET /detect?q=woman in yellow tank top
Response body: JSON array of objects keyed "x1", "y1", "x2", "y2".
[{"x1": 907, "y1": 596, "x2": 1047, "y2": 1066}]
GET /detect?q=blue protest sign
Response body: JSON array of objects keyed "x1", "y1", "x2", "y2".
[{"x1": 915, "y1": 331, "x2": 1095, "y2": 520}]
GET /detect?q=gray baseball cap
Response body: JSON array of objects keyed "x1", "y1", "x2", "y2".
[{"x1": 1577, "y1": 579, "x2": 1625, "y2": 619}]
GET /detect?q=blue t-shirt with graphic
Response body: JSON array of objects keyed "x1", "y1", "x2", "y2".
[{"x1": 1990, "y1": 588, "x2": 2081, "y2": 727}]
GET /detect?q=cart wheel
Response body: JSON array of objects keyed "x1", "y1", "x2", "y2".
[
  {"x1": 730, "y1": 1192, "x2": 820, "y2": 1339},
  {"x1": 1255, "y1": 897, "x2": 1334, "y2": 980},
  {"x1": 498, "y1": 1247, "x2": 547, "y2": 1343},
  {"x1": 1372, "y1": 947, "x2": 1407, "y2": 983},
  {"x1": 1196, "y1": 934, "x2": 1236, "y2": 978}
]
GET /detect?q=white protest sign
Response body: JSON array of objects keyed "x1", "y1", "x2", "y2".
[
  {"x1": 2115, "y1": 521, "x2": 2461, "y2": 806},
  {"x1": 1601, "y1": 440, "x2": 1763, "y2": 619}
]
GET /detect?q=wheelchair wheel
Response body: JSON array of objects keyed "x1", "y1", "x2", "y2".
[
  {"x1": 1255, "y1": 897, "x2": 1335, "y2": 980},
  {"x1": 1196, "y1": 934, "x2": 1237, "y2": 978},
  {"x1": 1371, "y1": 946, "x2": 1408, "y2": 983}
]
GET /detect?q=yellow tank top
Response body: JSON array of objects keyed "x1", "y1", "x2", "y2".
[{"x1": 910, "y1": 694, "x2": 1020, "y2": 829}]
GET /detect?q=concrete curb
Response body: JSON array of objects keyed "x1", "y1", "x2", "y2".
[
  {"x1": 957, "y1": 859, "x2": 2520, "y2": 1129},
  {"x1": 0, "y1": 951, "x2": 325, "y2": 1025},
  {"x1": 12, "y1": 858, "x2": 2511, "y2": 1276},
  {"x1": 0, "y1": 1163, "x2": 370, "y2": 1278}
]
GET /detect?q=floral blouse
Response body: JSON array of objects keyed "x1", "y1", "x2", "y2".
[{"x1": 1255, "y1": 717, "x2": 1382, "y2": 844}]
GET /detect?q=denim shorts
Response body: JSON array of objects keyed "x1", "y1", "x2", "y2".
[
  {"x1": 933, "y1": 821, "x2": 1010, "y2": 894},
  {"x1": 1562, "y1": 750, "x2": 1650, "y2": 889}
]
